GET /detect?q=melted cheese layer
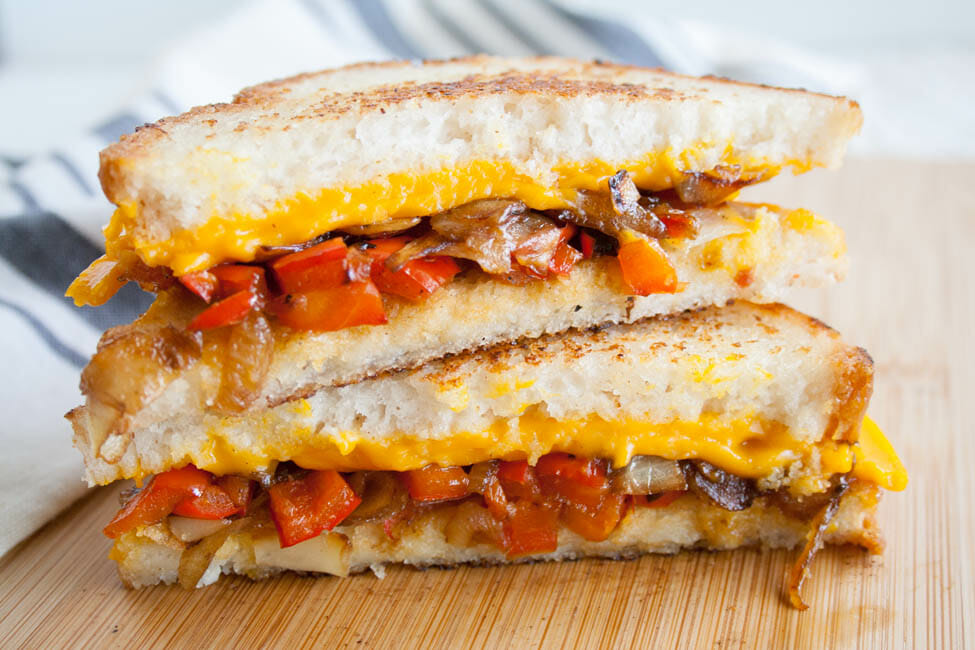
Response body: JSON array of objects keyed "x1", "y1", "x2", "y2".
[
  {"x1": 184, "y1": 413, "x2": 906, "y2": 492},
  {"x1": 103, "y1": 156, "x2": 782, "y2": 275}
]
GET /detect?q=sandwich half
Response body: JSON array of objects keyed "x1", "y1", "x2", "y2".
[
  {"x1": 95, "y1": 302, "x2": 905, "y2": 609},
  {"x1": 64, "y1": 57, "x2": 903, "y2": 607}
]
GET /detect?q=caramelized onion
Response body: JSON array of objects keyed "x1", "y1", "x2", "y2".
[
  {"x1": 573, "y1": 170, "x2": 667, "y2": 239},
  {"x1": 168, "y1": 516, "x2": 231, "y2": 543},
  {"x1": 82, "y1": 324, "x2": 202, "y2": 415},
  {"x1": 611, "y1": 456, "x2": 686, "y2": 495},
  {"x1": 467, "y1": 461, "x2": 499, "y2": 494},
  {"x1": 342, "y1": 217, "x2": 422, "y2": 236},
  {"x1": 445, "y1": 500, "x2": 504, "y2": 547},
  {"x1": 177, "y1": 517, "x2": 250, "y2": 589},
  {"x1": 683, "y1": 460, "x2": 756, "y2": 511},
  {"x1": 787, "y1": 475, "x2": 850, "y2": 609},
  {"x1": 343, "y1": 472, "x2": 407, "y2": 524},
  {"x1": 215, "y1": 313, "x2": 273, "y2": 412},
  {"x1": 387, "y1": 199, "x2": 566, "y2": 276},
  {"x1": 674, "y1": 166, "x2": 763, "y2": 206}
]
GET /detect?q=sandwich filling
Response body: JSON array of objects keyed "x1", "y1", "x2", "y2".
[
  {"x1": 103, "y1": 416, "x2": 903, "y2": 602},
  {"x1": 69, "y1": 168, "x2": 759, "y2": 311}
]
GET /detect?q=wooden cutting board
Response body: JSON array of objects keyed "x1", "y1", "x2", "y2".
[{"x1": 1, "y1": 159, "x2": 972, "y2": 648}]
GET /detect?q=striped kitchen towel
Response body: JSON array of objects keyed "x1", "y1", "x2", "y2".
[{"x1": 0, "y1": 0, "x2": 859, "y2": 557}]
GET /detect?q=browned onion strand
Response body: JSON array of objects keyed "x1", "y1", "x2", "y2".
[
  {"x1": 386, "y1": 199, "x2": 569, "y2": 276},
  {"x1": 611, "y1": 456, "x2": 686, "y2": 495},
  {"x1": 467, "y1": 461, "x2": 498, "y2": 494},
  {"x1": 342, "y1": 472, "x2": 407, "y2": 524},
  {"x1": 786, "y1": 475, "x2": 851, "y2": 610},
  {"x1": 342, "y1": 217, "x2": 422, "y2": 236},
  {"x1": 683, "y1": 460, "x2": 756, "y2": 511},
  {"x1": 177, "y1": 517, "x2": 251, "y2": 589},
  {"x1": 572, "y1": 170, "x2": 667, "y2": 239},
  {"x1": 673, "y1": 166, "x2": 764, "y2": 206},
  {"x1": 215, "y1": 313, "x2": 273, "y2": 412}
]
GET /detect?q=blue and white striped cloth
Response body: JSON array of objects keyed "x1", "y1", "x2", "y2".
[{"x1": 0, "y1": 0, "x2": 866, "y2": 557}]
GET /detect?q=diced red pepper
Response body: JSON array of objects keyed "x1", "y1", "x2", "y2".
[
  {"x1": 103, "y1": 466, "x2": 213, "y2": 538},
  {"x1": 268, "y1": 470, "x2": 361, "y2": 547},
  {"x1": 364, "y1": 237, "x2": 460, "y2": 301},
  {"x1": 171, "y1": 484, "x2": 239, "y2": 519},
  {"x1": 188, "y1": 290, "x2": 258, "y2": 330},
  {"x1": 270, "y1": 237, "x2": 349, "y2": 294},
  {"x1": 497, "y1": 460, "x2": 530, "y2": 484},
  {"x1": 548, "y1": 242, "x2": 582, "y2": 276},
  {"x1": 502, "y1": 502, "x2": 559, "y2": 558},
  {"x1": 617, "y1": 236, "x2": 679, "y2": 296},
  {"x1": 536, "y1": 453, "x2": 609, "y2": 509},
  {"x1": 579, "y1": 232, "x2": 596, "y2": 260},
  {"x1": 211, "y1": 265, "x2": 267, "y2": 300},
  {"x1": 633, "y1": 490, "x2": 685, "y2": 509},
  {"x1": 151, "y1": 465, "x2": 213, "y2": 493},
  {"x1": 216, "y1": 475, "x2": 255, "y2": 513},
  {"x1": 269, "y1": 280, "x2": 387, "y2": 332},
  {"x1": 560, "y1": 493, "x2": 627, "y2": 542},
  {"x1": 374, "y1": 256, "x2": 461, "y2": 301},
  {"x1": 535, "y1": 453, "x2": 606, "y2": 488},
  {"x1": 179, "y1": 270, "x2": 219, "y2": 303},
  {"x1": 403, "y1": 465, "x2": 470, "y2": 502}
]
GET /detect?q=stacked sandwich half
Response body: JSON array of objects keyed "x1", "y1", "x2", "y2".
[{"x1": 67, "y1": 57, "x2": 905, "y2": 607}]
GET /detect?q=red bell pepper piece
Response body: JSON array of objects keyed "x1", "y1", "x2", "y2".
[
  {"x1": 269, "y1": 280, "x2": 387, "y2": 332},
  {"x1": 403, "y1": 465, "x2": 470, "y2": 502},
  {"x1": 211, "y1": 265, "x2": 267, "y2": 300},
  {"x1": 365, "y1": 237, "x2": 460, "y2": 301},
  {"x1": 560, "y1": 493, "x2": 627, "y2": 542},
  {"x1": 179, "y1": 270, "x2": 219, "y2": 303},
  {"x1": 536, "y1": 453, "x2": 610, "y2": 509},
  {"x1": 188, "y1": 290, "x2": 258, "y2": 330},
  {"x1": 535, "y1": 453, "x2": 606, "y2": 488},
  {"x1": 216, "y1": 475, "x2": 255, "y2": 513},
  {"x1": 103, "y1": 466, "x2": 213, "y2": 538},
  {"x1": 616, "y1": 236, "x2": 679, "y2": 296},
  {"x1": 579, "y1": 232, "x2": 596, "y2": 259},
  {"x1": 547, "y1": 241, "x2": 583, "y2": 276},
  {"x1": 270, "y1": 237, "x2": 348, "y2": 294},
  {"x1": 502, "y1": 502, "x2": 559, "y2": 558},
  {"x1": 268, "y1": 470, "x2": 361, "y2": 548},
  {"x1": 171, "y1": 484, "x2": 239, "y2": 519},
  {"x1": 497, "y1": 460, "x2": 530, "y2": 484}
]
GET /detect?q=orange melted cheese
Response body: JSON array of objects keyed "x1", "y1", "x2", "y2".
[
  {"x1": 181, "y1": 413, "x2": 906, "y2": 493},
  {"x1": 96, "y1": 155, "x2": 788, "y2": 277}
]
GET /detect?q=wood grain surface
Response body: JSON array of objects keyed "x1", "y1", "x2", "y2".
[{"x1": 1, "y1": 159, "x2": 972, "y2": 648}]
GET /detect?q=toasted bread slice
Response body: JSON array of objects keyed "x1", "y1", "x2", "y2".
[
  {"x1": 111, "y1": 481, "x2": 883, "y2": 589},
  {"x1": 68, "y1": 204, "x2": 847, "y2": 478},
  {"x1": 96, "y1": 56, "x2": 861, "y2": 274},
  {"x1": 71, "y1": 301, "x2": 888, "y2": 492}
]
